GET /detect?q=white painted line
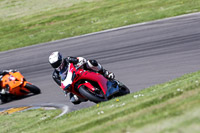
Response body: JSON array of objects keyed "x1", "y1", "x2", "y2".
[{"x1": 54, "y1": 105, "x2": 69, "y2": 119}]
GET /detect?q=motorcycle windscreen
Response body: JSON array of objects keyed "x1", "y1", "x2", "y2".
[
  {"x1": 60, "y1": 64, "x2": 74, "y2": 90},
  {"x1": 59, "y1": 65, "x2": 68, "y2": 81}
]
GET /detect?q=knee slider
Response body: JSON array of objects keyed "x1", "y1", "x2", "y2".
[
  {"x1": 88, "y1": 60, "x2": 98, "y2": 66},
  {"x1": 87, "y1": 60, "x2": 102, "y2": 71}
]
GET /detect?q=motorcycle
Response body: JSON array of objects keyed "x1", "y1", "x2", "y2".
[
  {"x1": 60, "y1": 63, "x2": 130, "y2": 104},
  {"x1": 0, "y1": 71, "x2": 41, "y2": 103}
]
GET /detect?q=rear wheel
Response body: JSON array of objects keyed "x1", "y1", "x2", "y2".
[
  {"x1": 117, "y1": 81, "x2": 130, "y2": 96},
  {"x1": 25, "y1": 84, "x2": 41, "y2": 94},
  {"x1": 79, "y1": 85, "x2": 106, "y2": 103}
]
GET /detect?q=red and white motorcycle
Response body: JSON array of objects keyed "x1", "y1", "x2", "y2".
[{"x1": 60, "y1": 63, "x2": 130, "y2": 103}]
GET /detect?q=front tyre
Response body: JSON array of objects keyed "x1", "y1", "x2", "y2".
[
  {"x1": 79, "y1": 85, "x2": 106, "y2": 103},
  {"x1": 0, "y1": 94, "x2": 12, "y2": 103},
  {"x1": 25, "y1": 83, "x2": 41, "y2": 94}
]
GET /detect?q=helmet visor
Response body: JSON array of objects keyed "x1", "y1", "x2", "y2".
[{"x1": 51, "y1": 59, "x2": 62, "y2": 69}]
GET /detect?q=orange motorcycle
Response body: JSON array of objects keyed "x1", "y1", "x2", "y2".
[{"x1": 0, "y1": 71, "x2": 41, "y2": 103}]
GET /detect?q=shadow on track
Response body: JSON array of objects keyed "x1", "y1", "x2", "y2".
[{"x1": 0, "y1": 93, "x2": 41, "y2": 105}]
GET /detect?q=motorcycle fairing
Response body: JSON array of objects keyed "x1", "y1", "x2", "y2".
[
  {"x1": 60, "y1": 63, "x2": 73, "y2": 90},
  {"x1": 59, "y1": 63, "x2": 120, "y2": 100},
  {"x1": 106, "y1": 80, "x2": 120, "y2": 98},
  {"x1": 76, "y1": 71, "x2": 108, "y2": 94},
  {"x1": 1, "y1": 73, "x2": 22, "y2": 90},
  {"x1": 1, "y1": 72, "x2": 31, "y2": 96},
  {"x1": 77, "y1": 82, "x2": 95, "y2": 92}
]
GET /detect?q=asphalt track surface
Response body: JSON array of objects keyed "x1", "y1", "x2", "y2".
[{"x1": 0, "y1": 12, "x2": 200, "y2": 111}]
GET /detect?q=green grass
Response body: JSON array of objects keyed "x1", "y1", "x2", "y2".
[
  {"x1": 1, "y1": 70, "x2": 200, "y2": 133},
  {"x1": 0, "y1": 0, "x2": 200, "y2": 51}
]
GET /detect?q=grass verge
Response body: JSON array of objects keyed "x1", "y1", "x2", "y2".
[
  {"x1": 1, "y1": 70, "x2": 200, "y2": 133},
  {"x1": 0, "y1": 0, "x2": 200, "y2": 51}
]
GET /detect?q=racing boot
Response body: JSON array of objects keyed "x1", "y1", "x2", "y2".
[{"x1": 100, "y1": 69, "x2": 115, "y2": 80}]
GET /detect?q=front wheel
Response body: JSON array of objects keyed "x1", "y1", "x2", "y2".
[
  {"x1": 79, "y1": 85, "x2": 106, "y2": 103},
  {"x1": 25, "y1": 83, "x2": 41, "y2": 94},
  {"x1": 0, "y1": 94, "x2": 12, "y2": 103}
]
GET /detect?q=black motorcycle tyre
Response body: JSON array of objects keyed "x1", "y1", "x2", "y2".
[
  {"x1": 25, "y1": 83, "x2": 41, "y2": 94},
  {"x1": 117, "y1": 80, "x2": 130, "y2": 96},
  {"x1": 79, "y1": 85, "x2": 106, "y2": 103},
  {"x1": 0, "y1": 94, "x2": 8, "y2": 103},
  {"x1": 0, "y1": 94, "x2": 11, "y2": 103}
]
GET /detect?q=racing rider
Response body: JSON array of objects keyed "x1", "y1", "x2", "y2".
[
  {"x1": 0, "y1": 69, "x2": 17, "y2": 94},
  {"x1": 48, "y1": 51, "x2": 115, "y2": 104}
]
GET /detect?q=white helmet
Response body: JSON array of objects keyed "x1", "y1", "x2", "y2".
[{"x1": 49, "y1": 51, "x2": 63, "y2": 70}]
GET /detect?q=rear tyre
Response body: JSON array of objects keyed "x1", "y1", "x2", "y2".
[
  {"x1": 79, "y1": 85, "x2": 106, "y2": 103},
  {"x1": 25, "y1": 84, "x2": 41, "y2": 94},
  {"x1": 117, "y1": 81, "x2": 130, "y2": 96}
]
